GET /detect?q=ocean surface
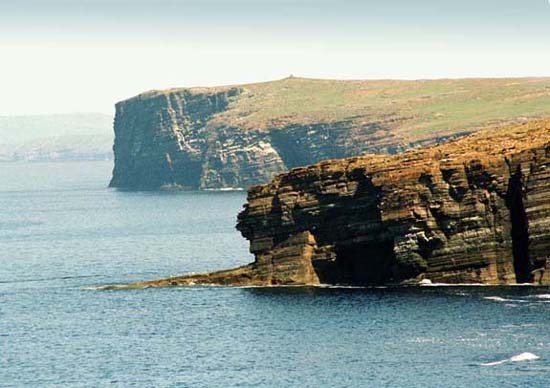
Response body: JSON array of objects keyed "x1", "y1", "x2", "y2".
[{"x1": 1, "y1": 161, "x2": 549, "y2": 387}]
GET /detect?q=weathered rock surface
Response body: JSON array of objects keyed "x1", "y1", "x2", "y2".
[
  {"x1": 111, "y1": 119, "x2": 550, "y2": 288},
  {"x1": 110, "y1": 77, "x2": 550, "y2": 190}
]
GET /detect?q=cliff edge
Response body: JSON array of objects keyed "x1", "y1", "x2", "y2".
[{"x1": 110, "y1": 77, "x2": 550, "y2": 190}]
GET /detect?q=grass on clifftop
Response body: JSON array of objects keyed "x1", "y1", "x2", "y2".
[
  {"x1": 143, "y1": 77, "x2": 550, "y2": 142},
  {"x1": 209, "y1": 77, "x2": 550, "y2": 141}
]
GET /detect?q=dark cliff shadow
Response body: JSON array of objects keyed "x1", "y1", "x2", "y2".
[
  {"x1": 330, "y1": 171, "x2": 399, "y2": 285},
  {"x1": 506, "y1": 165, "x2": 532, "y2": 283},
  {"x1": 309, "y1": 168, "x2": 399, "y2": 285}
]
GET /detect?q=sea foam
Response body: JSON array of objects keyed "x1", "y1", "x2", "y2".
[
  {"x1": 481, "y1": 352, "x2": 540, "y2": 366},
  {"x1": 483, "y1": 296, "x2": 509, "y2": 302}
]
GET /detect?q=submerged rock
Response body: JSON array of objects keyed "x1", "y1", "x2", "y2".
[{"x1": 112, "y1": 119, "x2": 550, "y2": 288}]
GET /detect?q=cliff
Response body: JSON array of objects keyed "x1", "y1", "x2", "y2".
[
  {"x1": 0, "y1": 113, "x2": 113, "y2": 162},
  {"x1": 110, "y1": 77, "x2": 550, "y2": 190},
  {"x1": 110, "y1": 119, "x2": 550, "y2": 288},
  {"x1": 1, "y1": 135, "x2": 113, "y2": 162}
]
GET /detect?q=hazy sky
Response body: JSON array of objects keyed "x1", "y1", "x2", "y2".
[{"x1": 1, "y1": 0, "x2": 550, "y2": 115}]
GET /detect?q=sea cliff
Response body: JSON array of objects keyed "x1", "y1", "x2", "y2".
[
  {"x1": 112, "y1": 119, "x2": 550, "y2": 288},
  {"x1": 110, "y1": 77, "x2": 550, "y2": 190}
]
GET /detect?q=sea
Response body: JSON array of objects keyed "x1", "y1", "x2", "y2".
[{"x1": 1, "y1": 161, "x2": 549, "y2": 387}]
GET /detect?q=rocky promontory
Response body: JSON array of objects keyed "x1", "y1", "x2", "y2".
[
  {"x1": 110, "y1": 77, "x2": 550, "y2": 190},
  {"x1": 111, "y1": 119, "x2": 550, "y2": 288}
]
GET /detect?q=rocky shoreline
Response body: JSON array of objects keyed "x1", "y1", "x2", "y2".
[{"x1": 105, "y1": 119, "x2": 550, "y2": 288}]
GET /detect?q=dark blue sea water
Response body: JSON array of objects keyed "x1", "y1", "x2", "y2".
[{"x1": 1, "y1": 161, "x2": 549, "y2": 387}]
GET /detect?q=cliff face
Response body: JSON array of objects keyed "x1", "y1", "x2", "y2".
[
  {"x1": 110, "y1": 88, "x2": 241, "y2": 189},
  {"x1": 233, "y1": 120, "x2": 550, "y2": 285},
  {"x1": 110, "y1": 120, "x2": 550, "y2": 289},
  {"x1": 110, "y1": 89, "x2": 401, "y2": 190},
  {"x1": 110, "y1": 77, "x2": 550, "y2": 190}
]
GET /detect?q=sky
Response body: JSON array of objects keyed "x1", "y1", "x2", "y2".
[{"x1": 1, "y1": 0, "x2": 550, "y2": 115}]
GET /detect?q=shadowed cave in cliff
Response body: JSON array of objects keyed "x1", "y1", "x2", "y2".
[
  {"x1": 330, "y1": 241, "x2": 397, "y2": 285},
  {"x1": 310, "y1": 171, "x2": 402, "y2": 285},
  {"x1": 506, "y1": 165, "x2": 532, "y2": 283}
]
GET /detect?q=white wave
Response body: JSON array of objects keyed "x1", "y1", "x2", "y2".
[
  {"x1": 83, "y1": 284, "x2": 128, "y2": 290},
  {"x1": 481, "y1": 352, "x2": 540, "y2": 366},
  {"x1": 502, "y1": 323, "x2": 538, "y2": 329},
  {"x1": 81, "y1": 286, "x2": 102, "y2": 291},
  {"x1": 484, "y1": 296, "x2": 509, "y2": 302},
  {"x1": 481, "y1": 360, "x2": 507, "y2": 366},
  {"x1": 483, "y1": 296, "x2": 530, "y2": 303},
  {"x1": 317, "y1": 284, "x2": 387, "y2": 289},
  {"x1": 417, "y1": 282, "x2": 492, "y2": 287},
  {"x1": 533, "y1": 294, "x2": 550, "y2": 299},
  {"x1": 203, "y1": 187, "x2": 245, "y2": 191},
  {"x1": 509, "y1": 352, "x2": 540, "y2": 362}
]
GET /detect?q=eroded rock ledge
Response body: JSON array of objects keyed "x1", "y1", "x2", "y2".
[{"x1": 110, "y1": 120, "x2": 550, "y2": 289}]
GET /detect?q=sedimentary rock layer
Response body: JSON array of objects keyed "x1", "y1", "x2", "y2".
[
  {"x1": 112, "y1": 119, "x2": 550, "y2": 288},
  {"x1": 110, "y1": 77, "x2": 550, "y2": 190}
]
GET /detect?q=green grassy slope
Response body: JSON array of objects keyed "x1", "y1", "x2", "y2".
[{"x1": 196, "y1": 77, "x2": 550, "y2": 141}]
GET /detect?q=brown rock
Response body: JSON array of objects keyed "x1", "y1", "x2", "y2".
[{"x1": 111, "y1": 119, "x2": 550, "y2": 288}]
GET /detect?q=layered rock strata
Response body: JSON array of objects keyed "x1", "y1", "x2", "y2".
[
  {"x1": 109, "y1": 77, "x2": 550, "y2": 190},
  {"x1": 112, "y1": 120, "x2": 550, "y2": 288}
]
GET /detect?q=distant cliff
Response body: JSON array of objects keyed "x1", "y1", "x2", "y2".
[
  {"x1": 0, "y1": 113, "x2": 113, "y2": 162},
  {"x1": 108, "y1": 119, "x2": 550, "y2": 289},
  {"x1": 110, "y1": 77, "x2": 550, "y2": 190}
]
